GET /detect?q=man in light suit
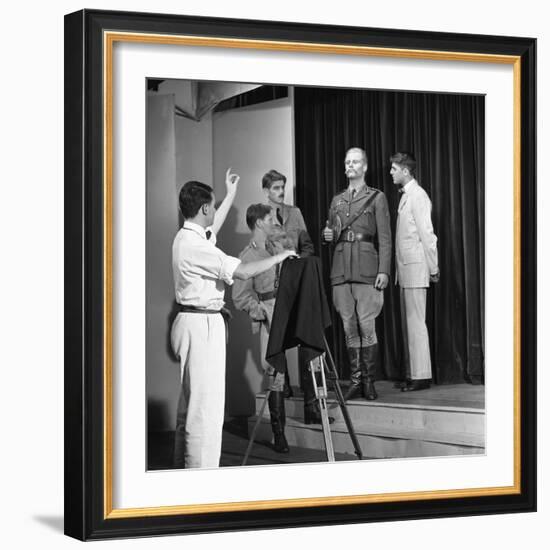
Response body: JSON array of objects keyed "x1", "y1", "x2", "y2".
[{"x1": 391, "y1": 152, "x2": 439, "y2": 392}]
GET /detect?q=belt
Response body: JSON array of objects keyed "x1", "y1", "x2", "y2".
[
  {"x1": 176, "y1": 304, "x2": 232, "y2": 344},
  {"x1": 338, "y1": 230, "x2": 374, "y2": 243},
  {"x1": 177, "y1": 304, "x2": 222, "y2": 314},
  {"x1": 258, "y1": 290, "x2": 277, "y2": 301}
]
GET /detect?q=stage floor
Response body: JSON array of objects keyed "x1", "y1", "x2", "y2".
[
  {"x1": 350, "y1": 380, "x2": 485, "y2": 410},
  {"x1": 148, "y1": 381, "x2": 485, "y2": 470}
]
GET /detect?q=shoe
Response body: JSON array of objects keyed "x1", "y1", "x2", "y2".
[
  {"x1": 401, "y1": 379, "x2": 431, "y2": 392},
  {"x1": 344, "y1": 347, "x2": 363, "y2": 401},
  {"x1": 364, "y1": 380, "x2": 378, "y2": 401},
  {"x1": 393, "y1": 379, "x2": 410, "y2": 389},
  {"x1": 272, "y1": 431, "x2": 290, "y2": 453},
  {"x1": 302, "y1": 361, "x2": 335, "y2": 424},
  {"x1": 304, "y1": 404, "x2": 335, "y2": 425},
  {"x1": 344, "y1": 385, "x2": 363, "y2": 401},
  {"x1": 268, "y1": 391, "x2": 290, "y2": 453},
  {"x1": 360, "y1": 345, "x2": 379, "y2": 401}
]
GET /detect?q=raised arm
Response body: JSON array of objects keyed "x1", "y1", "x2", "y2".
[{"x1": 211, "y1": 168, "x2": 239, "y2": 235}]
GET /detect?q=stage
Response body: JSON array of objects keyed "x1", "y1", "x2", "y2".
[
  {"x1": 247, "y1": 380, "x2": 485, "y2": 461},
  {"x1": 148, "y1": 381, "x2": 484, "y2": 470}
]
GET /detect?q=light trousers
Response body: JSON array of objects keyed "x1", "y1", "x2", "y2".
[
  {"x1": 400, "y1": 287, "x2": 432, "y2": 380},
  {"x1": 171, "y1": 312, "x2": 226, "y2": 469},
  {"x1": 332, "y1": 283, "x2": 384, "y2": 349}
]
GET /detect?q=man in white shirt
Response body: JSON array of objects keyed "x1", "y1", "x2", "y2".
[
  {"x1": 171, "y1": 170, "x2": 296, "y2": 469},
  {"x1": 391, "y1": 152, "x2": 440, "y2": 392}
]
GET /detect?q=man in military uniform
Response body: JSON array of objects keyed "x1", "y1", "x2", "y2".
[
  {"x1": 322, "y1": 147, "x2": 392, "y2": 401},
  {"x1": 262, "y1": 169, "x2": 315, "y2": 258},
  {"x1": 262, "y1": 169, "x2": 315, "y2": 398},
  {"x1": 233, "y1": 204, "x2": 330, "y2": 449},
  {"x1": 232, "y1": 204, "x2": 290, "y2": 453}
]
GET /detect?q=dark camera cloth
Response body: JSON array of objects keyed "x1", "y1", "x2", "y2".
[{"x1": 265, "y1": 256, "x2": 332, "y2": 373}]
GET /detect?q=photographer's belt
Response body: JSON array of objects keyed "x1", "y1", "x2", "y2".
[
  {"x1": 177, "y1": 304, "x2": 221, "y2": 315},
  {"x1": 177, "y1": 303, "x2": 232, "y2": 323},
  {"x1": 176, "y1": 303, "x2": 232, "y2": 342}
]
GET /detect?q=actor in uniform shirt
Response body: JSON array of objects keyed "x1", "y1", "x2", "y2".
[
  {"x1": 262, "y1": 169, "x2": 315, "y2": 259},
  {"x1": 233, "y1": 204, "x2": 330, "y2": 444},
  {"x1": 171, "y1": 172, "x2": 296, "y2": 469},
  {"x1": 391, "y1": 152, "x2": 439, "y2": 392},
  {"x1": 232, "y1": 204, "x2": 290, "y2": 453},
  {"x1": 262, "y1": 169, "x2": 315, "y2": 398},
  {"x1": 323, "y1": 148, "x2": 392, "y2": 401}
]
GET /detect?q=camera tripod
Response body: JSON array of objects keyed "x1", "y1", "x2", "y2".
[{"x1": 242, "y1": 335, "x2": 363, "y2": 465}]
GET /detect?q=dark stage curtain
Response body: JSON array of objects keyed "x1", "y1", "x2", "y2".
[{"x1": 294, "y1": 88, "x2": 484, "y2": 385}]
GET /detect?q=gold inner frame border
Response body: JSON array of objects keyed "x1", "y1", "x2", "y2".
[{"x1": 102, "y1": 30, "x2": 522, "y2": 519}]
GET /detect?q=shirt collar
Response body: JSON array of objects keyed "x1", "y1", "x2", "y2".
[
  {"x1": 268, "y1": 200, "x2": 285, "y2": 211},
  {"x1": 183, "y1": 221, "x2": 210, "y2": 239},
  {"x1": 347, "y1": 183, "x2": 367, "y2": 197},
  {"x1": 402, "y1": 179, "x2": 417, "y2": 194}
]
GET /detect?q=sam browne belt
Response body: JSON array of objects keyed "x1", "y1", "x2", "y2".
[{"x1": 337, "y1": 230, "x2": 374, "y2": 243}]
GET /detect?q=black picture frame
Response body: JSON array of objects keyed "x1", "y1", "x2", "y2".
[{"x1": 64, "y1": 9, "x2": 536, "y2": 541}]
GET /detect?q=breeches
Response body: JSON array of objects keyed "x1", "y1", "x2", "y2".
[
  {"x1": 400, "y1": 287, "x2": 431, "y2": 380},
  {"x1": 332, "y1": 283, "x2": 384, "y2": 349},
  {"x1": 170, "y1": 312, "x2": 226, "y2": 469}
]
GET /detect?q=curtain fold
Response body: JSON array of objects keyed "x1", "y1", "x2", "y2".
[{"x1": 294, "y1": 88, "x2": 484, "y2": 384}]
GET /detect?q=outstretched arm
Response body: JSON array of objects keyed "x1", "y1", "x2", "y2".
[
  {"x1": 233, "y1": 250, "x2": 297, "y2": 281},
  {"x1": 211, "y1": 168, "x2": 239, "y2": 235}
]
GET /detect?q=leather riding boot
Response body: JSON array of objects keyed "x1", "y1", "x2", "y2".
[
  {"x1": 302, "y1": 365, "x2": 335, "y2": 425},
  {"x1": 268, "y1": 391, "x2": 289, "y2": 453},
  {"x1": 283, "y1": 369, "x2": 294, "y2": 398},
  {"x1": 343, "y1": 347, "x2": 363, "y2": 401},
  {"x1": 361, "y1": 344, "x2": 378, "y2": 401}
]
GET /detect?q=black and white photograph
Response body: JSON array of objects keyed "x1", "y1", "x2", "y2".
[
  {"x1": 59, "y1": 6, "x2": 537, "y2": 542},
  {"x1": 145, "y1": 78, "x2": 485, "y2": 471}
]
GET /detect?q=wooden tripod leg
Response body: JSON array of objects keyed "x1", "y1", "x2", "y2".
[
  {"x1": 241, "y1": 389, "x2": 271, "y2": 466},
  {"x1": 310, "y1": 357, "x2": 335, "y2": 462}
]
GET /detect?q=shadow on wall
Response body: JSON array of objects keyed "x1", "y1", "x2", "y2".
[{"x1": 148, "y1": 397, "x2": 174, "y2": 434}]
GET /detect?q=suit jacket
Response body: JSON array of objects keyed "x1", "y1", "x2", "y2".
[
  {"x1": 395, "y1": 180, "x2": 438, "y2": 288},
  {"x1": 271, "y1": 203, "x2": 315, "y2": 257},
  {"x1": 328, "y1": 185, "x2": 392, "y2": 285}
]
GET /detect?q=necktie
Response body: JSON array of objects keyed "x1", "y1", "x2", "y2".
[
  {"x1": 276, "y1": 208, "x2": 283, "y2": 225},
  {"x1": 205, "y1": 230, "x2": 212, "y2": 240}
]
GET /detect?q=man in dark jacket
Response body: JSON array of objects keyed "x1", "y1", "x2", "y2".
[{"x1": 322, "y1": 147, "x2": 392, "y2": 401}]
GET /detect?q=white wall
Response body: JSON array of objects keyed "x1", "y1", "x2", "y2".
[
  {"x1": 145, "y1": 96, "x2": 215, "y2": 432},
  {"x1": 212, "y1": 97, "x2": 298, "y2": 415},
  {"x1": 145, "y1": 93, "x2": 180, "y2": 432},
  {"x1": 146, "y1": 93, "x2": 295, "y2": 426},
  {"x1": 2, "y1": 1, "x2": 547, "y2": 550}
]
